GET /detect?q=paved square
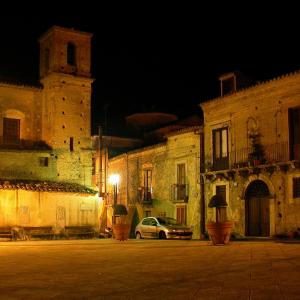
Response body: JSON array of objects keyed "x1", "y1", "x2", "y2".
[{"x1": 0, "y1": 239, "x2": 300, "y2": 299}]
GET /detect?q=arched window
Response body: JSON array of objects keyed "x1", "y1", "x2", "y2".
[{"x1": 67, "y1": 42, "x2": 76, "y2": 66}]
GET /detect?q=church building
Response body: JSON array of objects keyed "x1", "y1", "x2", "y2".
[{"x1": 0, "y1": 26, "x2": 100, "y2": 238}]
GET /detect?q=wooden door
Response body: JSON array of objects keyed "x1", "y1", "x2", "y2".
[{"x1": 246, "y1": 197, "x2": 270, "y2": 236}]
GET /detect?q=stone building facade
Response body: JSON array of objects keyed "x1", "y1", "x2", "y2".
[
  {"x1": 0, "y1": 26, "x2": 100, "y2": 232},
  {"x1": 106, "y1": 127, "x2": 202, "y2": 239},
  {"x1": 200, "y1": 72, "x2": 300, "y2": 237}
]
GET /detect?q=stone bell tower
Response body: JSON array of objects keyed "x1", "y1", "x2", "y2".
[
  {"x1": 39, "y1": 26, "x2": 94, "y2": 150},
  {"x1": 39, "y1": 26, "x2": 94, "y2": 186}
]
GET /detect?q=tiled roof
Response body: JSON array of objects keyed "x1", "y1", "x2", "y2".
[
  {"x1": 0, "y1": 179, "x2": 97, "y2": 194},
  {"x1": 201, "y1": 69, "x2": 300, "y2": 104},
  {"x1": 0, "y1": 76, "x2": 43, "y2": 89}
]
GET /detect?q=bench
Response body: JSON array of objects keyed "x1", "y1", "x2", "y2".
[
  {"x1": 0, "y1": 227, "x2": 16, "y2": 240},
  {"x1": 23, "y1": 226, "x2": 54, "y2": 240},
  {"x1": 64, "y1": 226, "x2": 96, "y2": 239}
]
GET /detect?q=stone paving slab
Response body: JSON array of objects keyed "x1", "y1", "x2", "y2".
[{"x1": 0, "y1": 240, "x2": 300, "y2": 299}]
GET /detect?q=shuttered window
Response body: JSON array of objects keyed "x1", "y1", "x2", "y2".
[
  {"x1": 293, "y1": 178, "x2": 300, "y2": 198},
  {"x1": 3, "y1": 118, "x2": 20, "y2": 144}
]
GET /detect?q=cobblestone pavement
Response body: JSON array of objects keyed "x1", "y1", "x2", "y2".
[{"x1": 0, "y1": 239, "x2": 300, "y2": 299}]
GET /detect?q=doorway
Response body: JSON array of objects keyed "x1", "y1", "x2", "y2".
[{"x1": 245, "y1": 180, "x2": 270, "y2": 236}]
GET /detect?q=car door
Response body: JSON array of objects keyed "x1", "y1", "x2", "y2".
[
  {"x1": 140, "y1": 218, "x2": 152, "y2": 238},
  {"x1": 148, "y1": 218, "x2": 159, "y2": 238}
]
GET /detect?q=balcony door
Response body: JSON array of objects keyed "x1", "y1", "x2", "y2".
[
  {"x1": 177, "y1": 163, "x2": 186, "y2": 200},
  {"x1": 213, "y1": 127, "x2": 229, "y2": 170},
  {"x1": 143, "y1": 169, "x2": 152, "y2": 201}
]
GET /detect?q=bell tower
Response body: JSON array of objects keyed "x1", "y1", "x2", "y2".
[
  {"x1": 38, "y1": 26, "x2": 94, "y2": 186},
  {"x1": 39, "y1": 26, "x2": 92, "y2": 79},
  {"x1": 39, "y1": 26, "x2": 94, "y2": 150}
]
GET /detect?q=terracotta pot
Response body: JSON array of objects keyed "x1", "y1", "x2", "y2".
[
  {"x1": 206, "y1": 221, "x2": 234, "y2": 245},
  {"x1": 287, "y1": 231, "x2": 295, "y2": 239},
  {"x1": 112, "y1": 224, "x2": 131, "y2": 241}
]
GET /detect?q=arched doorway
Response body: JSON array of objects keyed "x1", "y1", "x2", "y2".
[{"x1": 245, "y1": 180, "x2": 270, "y2": 236}]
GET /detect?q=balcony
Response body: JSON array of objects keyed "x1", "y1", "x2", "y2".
[
  {"x1": 138, "y1": 187, "x2": 152, "y2": 205},
  {"x1": 205, "y1": 141, "x2": 291, "y2": 172},
  {"x1": 171, "y1": 184, "x2": 189, "y2": 203},
  {"x1": 0, "y1": 137, "x2": 51, "y2": 150}
]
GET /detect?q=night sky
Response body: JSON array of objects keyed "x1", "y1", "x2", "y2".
[{"x1": 0, "y1": 10, "x2": 299, "y2": 136}]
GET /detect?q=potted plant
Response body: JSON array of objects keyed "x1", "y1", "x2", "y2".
[
  {"x1": 112, "y1": 204, "x2": 131, "y2": 241},
  {"x1": 206, "y1": 195, "x2": 233, "y2": 245},
  {"x1": 248, "y1": 133, "x2": 266, "y2": 166}
]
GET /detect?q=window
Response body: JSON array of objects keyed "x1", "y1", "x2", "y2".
[
  {"x1": 213, "y1": 127, "x2": 229, "y2": 170},
  {"x1": 149, "y1": 218, "x2": 158, "y2": 226},
  {"x1": 176, "y1": 206, "x2": 186, "y2": 225},
  {"x1": 3, "y1": 118, "x2": 20, "y2": 144},
  {"x1": 159, "y1": 211, "x2": 167, "y2": 218},
  {"x1": 177, "y1": 164, "x2": 185, "y2": 185},
  {"x1": 142, "y1": 169, "x2": 152, "y2": 201},
  {"x1": 70, "y1": 137, "x2": 74, "y2": 152},
  {"x1": 67, "y1": 42, "x2": 76, "y2": 66},
  {"x1": 39, "y1": 157, "x2": 49, "y2": 167},
  {"x1": 293, "y1": 178, "x2": 300, "y2": 198},
  {"x1": 176, "y1": 163, "x2": 186, "y2": 200},
  {"x1": 143, "y1": 169, "x2": 152, "y2": 188},
  {"x1": 142, "y1": 218, "x2": 152, "y2": 225}
]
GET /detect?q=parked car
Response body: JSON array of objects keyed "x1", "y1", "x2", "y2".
[{"x1": 135, "y1": 217, "x2": 193, "y2": 240}]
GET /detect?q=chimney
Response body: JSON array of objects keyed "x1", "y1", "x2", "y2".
[{"x1": 219, "y1": 72, "x2": 237, "y2": 97}]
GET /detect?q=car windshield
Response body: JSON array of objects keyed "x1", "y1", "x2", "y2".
[{"x1": 157, "y1": 217, "x2": 182, "y2": 226}]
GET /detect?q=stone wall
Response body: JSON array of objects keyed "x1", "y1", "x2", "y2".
[
  {"x1": 0, "y1": 189, "x2": 100, "y2": 229},
  {"x1": 107, "y1": 128, "x2": 202, "y2": 238},
  {"x1": 201, "y1": 72, "x2": 300, "y2": 236}
]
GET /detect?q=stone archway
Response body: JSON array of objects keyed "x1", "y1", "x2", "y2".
[{"x1": 245, "y1": 180, "x2": 271, "y2": 236}]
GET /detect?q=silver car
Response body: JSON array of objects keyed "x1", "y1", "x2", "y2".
[{"x1": 135, "y1": 217, "x2": 193, "y2": 240}]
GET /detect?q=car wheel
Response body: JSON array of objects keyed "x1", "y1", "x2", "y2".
[
  {"x1": 159, "y1": 231, "x2": 166, "y2": 239},
  {"x1": 136, "y1": 232, "x2": 142, "y2": 239}
]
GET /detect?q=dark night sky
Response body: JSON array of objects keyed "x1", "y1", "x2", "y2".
[{"x1": 0, "y1": 9, "x2": 299, "y2": 136}]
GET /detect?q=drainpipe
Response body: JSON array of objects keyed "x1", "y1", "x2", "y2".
[{"x1": 126, "y1": 153, "x2": 129, "y2": 207}]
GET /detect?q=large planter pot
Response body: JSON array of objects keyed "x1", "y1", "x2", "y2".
[
  {"x1": 112, "y1": 224, "x2": 131, "y2": 241},
  {"x1": 206, "y1": 221, "x2": 234, "y2": 245}
]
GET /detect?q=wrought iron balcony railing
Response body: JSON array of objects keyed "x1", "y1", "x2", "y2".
[
  {"x1": 205, "y1": 141, "x2": 291, "y2": 172},
  {"x1": 138, "y1": 187, "x2": 152, "y2": 205},
  {"x1": 171, "y1": 184, "x2": 189, "y2": 203}
]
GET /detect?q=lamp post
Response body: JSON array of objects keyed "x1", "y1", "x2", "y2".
[{"x1": 109, "y1": 174, "x2": 120, "y2": 206}]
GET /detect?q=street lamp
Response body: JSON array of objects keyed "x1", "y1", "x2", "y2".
[{"x1": 109, "y1": 174, "x2": 120, "y2": 205}]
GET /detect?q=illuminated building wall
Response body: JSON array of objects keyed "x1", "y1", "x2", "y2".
[
  {"x1": 201, "y1": 71, "x2": 300, "y2": 237},
  {"x1": 0, "y1": 26, "x2": 99, "y2": 231},
  {"x1": 107, "y1": 127, "x2": 202, "y2": 239}
]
